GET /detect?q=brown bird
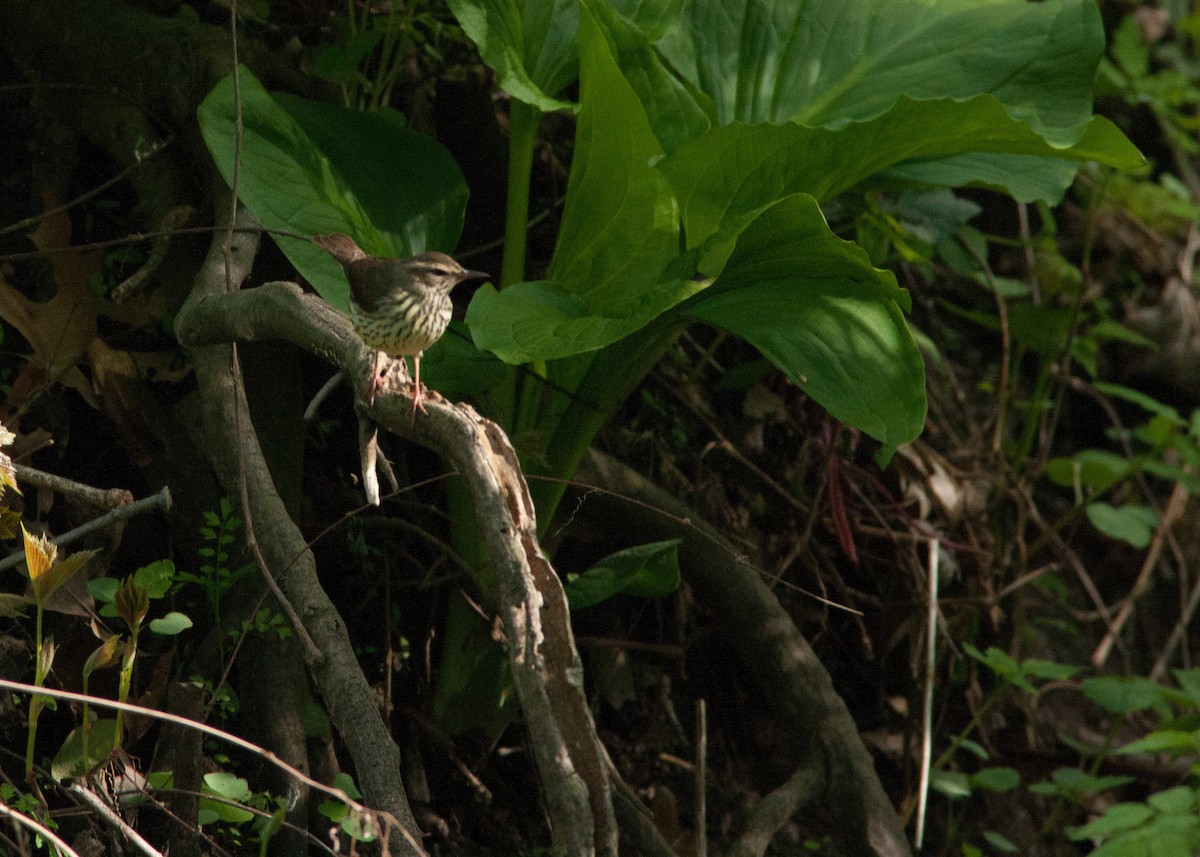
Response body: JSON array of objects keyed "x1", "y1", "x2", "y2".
[{"x1": 313, "y1": 233, "x2": 488, "y2": 415}]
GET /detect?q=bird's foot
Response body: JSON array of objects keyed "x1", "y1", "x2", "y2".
[
  {"x1": 366, "y1": 353, "x2": 412, "y2": 404},
  {"x1": 410, "y1": 383, "x2": 429, "y2": 423}
]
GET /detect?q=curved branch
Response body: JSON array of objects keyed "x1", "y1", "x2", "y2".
[
  {"x1": 175, "y1": 211, "x2": 425, "y2": 854},
  {"x1": 175, "y1": 224, "x2": 617, "y2": 856}
]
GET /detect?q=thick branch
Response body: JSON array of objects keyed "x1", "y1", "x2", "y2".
[
  {"x1": 175, "y1": 234, "x2": 617, "y2": 856},
  {"x1": 174, "y1": 213, "x2": 424, "y2": 854}
]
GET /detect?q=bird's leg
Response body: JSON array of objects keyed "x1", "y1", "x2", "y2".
[
  {"x1": 410, "y1": 352, "x2": 429, "y2": 421},
  {"x1": 366, "y1": 351, "x2": 381, "y2": 405}
]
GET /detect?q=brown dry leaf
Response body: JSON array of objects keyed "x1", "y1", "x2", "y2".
[
  {"x1": 0, "y1": 194, "x2": 107, "y2": 404},
  {"x1": 0, "y1": 189, "x2": 177, "y2": 412}
]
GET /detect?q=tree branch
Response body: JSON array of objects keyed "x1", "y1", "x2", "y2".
[
  {"x1": 175, "y1": 218, "x2": 618, "y2": 856},
  {"x1": 175, "y1": 209, "x2": 425, "y2": 855}
]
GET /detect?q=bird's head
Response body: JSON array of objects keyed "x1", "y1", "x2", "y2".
[{"x1": 403, "y1": 252, "x2": 490, "y2": 293}]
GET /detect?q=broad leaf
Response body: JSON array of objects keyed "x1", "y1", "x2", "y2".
[
  {"x1": 660, "y1": 99, "x2": 1142, "y2": 251},
  {"x1": 446, "y1": 0, "x2": 578, "y2": 111},
  {"x1": 468, "y1": 277, "x2": 697, "y2": 364},
  {"x1": 548, "y1": 3, "x2": 681, "y2": 300},
  {"x1": 467, "y1": 1, "x2": 696, "y2": 361},
  {"x1": 684, "y1": 195, "x2": 925, "y2": 454},
  {"x1": 149, "y1": 612, "x2": 193, "y2": 636},
  {"x1": 52, "y1": 720, "x2": 119, "y2": 780},
  {"x1": 667, "y1": 0, "x2": 1109, "y2": 130},
  {"x1": 1083, "y1": 676, "x2": 1168, "y2": 716},
  {"x1": 198, "y1": 67, "x2": 468, "y2": 311},
  {"x1": 565, "y1": 540, "x2": 682, "y2": 610},
  {"x1": 1086, "y1": 503, "x2": 1158, "y2": 549}
]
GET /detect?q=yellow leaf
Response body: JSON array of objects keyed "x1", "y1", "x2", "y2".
[
  {"x1": 35, "y1": 549, "x2": 99, "y2": 606},
  {"x1": 22, "y1": 524, "x2": 56, "y2": 583},
  {"x1": 0, "y1": 453, "x2": 18, "y2": 498},
  {"x1": 83, "y1": 634, "x2": 122, "y2": 679}
]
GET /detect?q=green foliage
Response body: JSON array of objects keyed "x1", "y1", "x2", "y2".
[
  {"x1": 1043, "y1": 391, "x2": 1200, "y2": 548},
  {"x1": 197, "y1": 71, "x2": 470, "y2": 313},
  {"x1": 964, "y1": 643, "x2": 1080, "y2": 695},
  {"x1": 318, "y1": 773, "x2": 377, "y2": 843},
  {"x1": 314, "y1": 0, "x2": 462, "y2": 110},
  {"x1": 173, "y1": 498, "x2": 253, "y2": 631},
  {"x1": 564, "y1": 539, "x2": 681, "y2": 609},
  {"x1": 1069, "y1": 787, "x2": 1200, "y2": 856},
  {"x1": 0, "y1": 780, "x2": 57, "y2": 847},
  {"x1": 940, "y1": 659, "x2": 1200, "y2": 856},
  {"x1": 198, "y1": 0, "x2": 1138, "y2": 488}
]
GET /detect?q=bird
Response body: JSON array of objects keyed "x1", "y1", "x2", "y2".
[{"x1": 313, "y1": 233, "x2": 488, "y2": 416}]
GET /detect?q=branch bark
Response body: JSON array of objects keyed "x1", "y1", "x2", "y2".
[
  {"x1": 175, "y1": 211, "x2": 425, "y2": 854},
  {"x1": 175, "y1": 220, "x2": 618, "y2": 857}
]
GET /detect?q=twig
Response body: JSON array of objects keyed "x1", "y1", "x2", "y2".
[
  {"x1": 303, "y1": 370, "x2": 346, "y2": 422},
  {"x1": 915, "y1": 537, "x2": 939, "y2": 850},
  {"x1": 68, "y1": 782, "x2": 163, "y2": 857},
  {"x1": 723, "y1": 767, "x2": 825, "y2": 857},
  {"x1": 1093, "y1": 479, "x2": 1189, "y2": 667},
  {"x1": 0, "y1": 486, "x2": 171, "y2": 573},
  {"x1": 0, "y1": 136, "x2": 171, "y2": 239},
  {"x1": 0, "y1": 799, "x2": 81, "y2": 857},
  {"x1": 110, "y1": 205, "x2": 194, "y2": 303},
  {"x1": 13, "y1": 464, "x2": 133, "y2": 509}
]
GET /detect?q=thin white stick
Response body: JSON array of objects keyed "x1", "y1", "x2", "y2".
[
  {"x1": 696, "y1": 698, "x2": 707, "y2": 857},
  {"x1": 0, "y1": 799, "x2": 81, "y2": 857},
  {"x1": 0, "y1": 678, "x2": 417, "y2": 854},
  {"x1": 915, "y1": 537, "x2": 939, "y2": 849},
  {"x1": 68, "y1": 783, "x2": 162, "y2": 857}
]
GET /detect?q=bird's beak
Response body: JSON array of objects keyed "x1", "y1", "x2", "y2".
[{"x1": 461, "y1": 269, "x2": 490, "y2": 283}]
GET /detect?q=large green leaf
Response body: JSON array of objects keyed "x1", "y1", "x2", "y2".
[
  {"x1": 446, "y1": 0, "x2": 578, "y2": 111},
  {"x1": 587, "y1": 0, "x2": 1139, "y2": 211},
  {"x1": 468, "y1": 277, "x2": 698, "y2": 363},
  {"x1": 583, "y1": 0, "x2": 713, "y2": 152},
  {"x1": 547, "y1": 3, "x2": 680, "y2": 300},
  {"x1": 272, "y1": 94, "x2": 469, "y2": 257},
  {"x1": 665, "y1": 0, "x2": 1106, "y2": 131},
  {"x1": 684, "y1": 194, "x2": 925, "y2": 452},
  {"x1": 197, "y1": 67, "x2": 469, "y2": 311},
  {"x1": 565, "y1": 539, "x2": 682, "y2": 610},
  {"x1": 448, "y1": 0, "x2": 685, "y2": 113},
  {"x1": 660, "y1": 98, "x2": 1143, "y2": 252},
  {"x1": 467, "y1": 0, "x2": 694, "y2": 361}
]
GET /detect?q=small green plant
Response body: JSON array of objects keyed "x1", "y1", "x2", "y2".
[
  {"x1": 19, "y1": 525, "x2": 97, "y2": 781},
  {"x1": 314, "y1": 0, "x2": 461, "y2": 111},
  {"x1": 0, "y1": 780, "x2": 58, "y2": 849},
  {"x1": 240, "y1": 607, "x2": 292, "y2": 641},
  {"x1": 174, "y1": 498, "x2": 254, "y2": 653},
  {"x1": 55, "y1": 561, "x2": 192, "y2": 778},
  {"x1": 1045, "y1": 395, "x2": 1200, "y2": 549},
  {"x1": 197, "y1": 770, "x2": 288, "y2": 854},
  {"x1": 318, "y1": 772, "x2": 378, "y2": 845},
  {"x1": 940, "y1": 653, "x2": 1200, "y2": 855}
]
